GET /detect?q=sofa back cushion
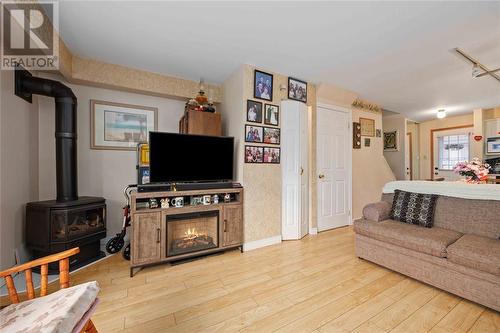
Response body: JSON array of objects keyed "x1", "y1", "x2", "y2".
[{"x1": 382, "y1": 193, "x2": 500, "y2": 239}]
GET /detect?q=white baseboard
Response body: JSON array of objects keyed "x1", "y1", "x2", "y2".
[
  {"x1": 243, "y1": 235, "x2": 282, "y2": 251},
  {"x1": 309, "y1": 227, "x2": 318, "y2": 235}
]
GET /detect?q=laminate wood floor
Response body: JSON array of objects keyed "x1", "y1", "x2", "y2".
[{"x1": 67, "y1": 227, "x2": 500, "y2": 332}]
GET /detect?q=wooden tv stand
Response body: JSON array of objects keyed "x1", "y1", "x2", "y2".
[{"x1": 129, "y1": 187, "x2": 243, "y2": 276}]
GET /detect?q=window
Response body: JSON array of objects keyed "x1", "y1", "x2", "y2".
[{"x1": 438, "y1": 134, "x2": 470, "y2": 170}]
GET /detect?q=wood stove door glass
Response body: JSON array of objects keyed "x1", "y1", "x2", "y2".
[
  {"x1": 166, "y1": 210, "x2": 219, "y2": 257},
  {"x1": 51, "y1": 205, "x2": 105, "y2": 241}
]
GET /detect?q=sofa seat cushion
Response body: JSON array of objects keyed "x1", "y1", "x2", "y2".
[
  {"x1": 447, "y1": 234, "x2": 500, "y2": 276},
  {"x1": 0, "y1": 281, "x2": 100, "y2": 333},
  {"x1": 353, "y1": 219, "x2": 463, "y2": 257}
]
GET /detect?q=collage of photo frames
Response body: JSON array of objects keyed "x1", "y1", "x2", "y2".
[{"x1": 245, "y1": 69, "x2": 308, "y2": 164}]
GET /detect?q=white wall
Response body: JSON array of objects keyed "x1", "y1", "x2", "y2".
[
  {"x1": 1, "y1": 70, "x2": 39, "y2": 269},
  {"x1": 220, "y1": 66, "x2": 245, "y2": 182},
  {"x1": 352, "y1": 109, "x2": 395, "y2": 218},
  {"x1": 383, "y1": 114, "x2": 407, "y2": 180},
  {"x1": 36, "y1": 73, "x2": 185, "y2": 239}
]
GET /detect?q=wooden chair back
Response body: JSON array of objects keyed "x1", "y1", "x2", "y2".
[{"x1": 0, "y1": 247, "x2": 79, "y2": 304}]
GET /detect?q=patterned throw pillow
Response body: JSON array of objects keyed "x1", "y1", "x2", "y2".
[{"x1": 390, "y1": 189, "x2": 438, "y2": 228}]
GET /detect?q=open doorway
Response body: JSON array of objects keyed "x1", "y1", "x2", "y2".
[
  {"x1": 406, "y1": 120, "x2": 420, "y2": 180},
  {"x1": 405, "y1": 132, "x2": 413, "y2": 180}
]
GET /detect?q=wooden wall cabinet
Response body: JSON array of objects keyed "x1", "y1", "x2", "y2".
[
  {"x1": 130, "y1": 188, "x2": 243, "y2": 276},
  {"x1": 179, "y1": 110, "x2": 222, "y2": 136}
]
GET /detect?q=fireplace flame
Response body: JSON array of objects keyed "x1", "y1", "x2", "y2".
[{"x1": 185, "y1": 228, "x2": 198, "y2": 237}]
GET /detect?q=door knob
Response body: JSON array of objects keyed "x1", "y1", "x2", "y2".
[{"x1": 319, "y1": 174, "x2": 325, "y2": 179}]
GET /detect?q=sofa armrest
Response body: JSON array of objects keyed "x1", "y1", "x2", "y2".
[{"x1": 362, "y1": 201, "x2": 392, "y2": 222}]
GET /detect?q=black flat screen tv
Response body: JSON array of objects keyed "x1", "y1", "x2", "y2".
[{"x1": 149, "y1": 132, "x2": 234, "y2": 183}]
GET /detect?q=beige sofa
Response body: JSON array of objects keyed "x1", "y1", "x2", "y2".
[{"x1": 353, "y1": 193, "x2": 500, "y2": 311}]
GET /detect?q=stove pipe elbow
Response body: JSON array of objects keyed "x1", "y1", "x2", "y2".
[{"x1": 15, "y1": 66, "x2": 78, "y2": 202}]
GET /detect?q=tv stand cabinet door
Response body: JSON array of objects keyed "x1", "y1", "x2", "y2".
[
  {"x1": 132, "y1": 212, "x2": 162, "y2": 265},
  {"x1": 222, "y1": 205, "x2": 243, "y2": 247}
]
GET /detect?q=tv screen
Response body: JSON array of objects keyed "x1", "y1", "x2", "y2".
[{"x1": 149, "y1": 132, "x2": 234, "y2": 183}]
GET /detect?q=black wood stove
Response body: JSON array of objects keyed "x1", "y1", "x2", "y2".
[{"x1": 15, "y1": 66, "x2": 106, "y2": 271}]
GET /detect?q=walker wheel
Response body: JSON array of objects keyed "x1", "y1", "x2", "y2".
[
  {"x1": 106, "y1": 237, "x2": 124, "y2": 254},
  {"x1": 123, "y1": 244, "x2": 130, "y2": 261}
]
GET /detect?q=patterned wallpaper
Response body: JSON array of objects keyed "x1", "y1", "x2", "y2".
[{"x1": 241, "y1": 65, "x2": 317, "y2": 243}]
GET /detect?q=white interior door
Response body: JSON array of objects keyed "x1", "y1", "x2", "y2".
[
  {"x1": 317, "y1": 105, "x2": 351, "y2": 231},
  {"x1": 281, "y1": 100, "x2": 309, "y2": 240},
  {"x1": 432, "y1": 127, "x2": 472, "y2": 181},
  {"x1": 300, "y1": 106, "x2": 309, "y2": 238}
]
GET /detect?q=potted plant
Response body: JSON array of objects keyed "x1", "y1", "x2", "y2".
[{"x1": 454, "y1": 158, "x2": 490, "y2": 183}]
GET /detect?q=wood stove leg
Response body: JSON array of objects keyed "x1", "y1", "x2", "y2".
[{"x1": 240, "y1": 246, "x2": 244, "y2": 253}]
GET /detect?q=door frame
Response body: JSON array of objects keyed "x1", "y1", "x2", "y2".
[
  {"x1": 316, "y1": 103, "x2": 353, "y2": 229},
  {"x1": 406, "y1": 132, "x2": 413, "y2": 180},
  {"x1": 430, "y1": 124, "x2": 473, "y2": 180}
]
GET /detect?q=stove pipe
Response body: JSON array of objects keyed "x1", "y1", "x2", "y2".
[{"x1": 15, "y1": 66, "x2": 78, "y2": 202}]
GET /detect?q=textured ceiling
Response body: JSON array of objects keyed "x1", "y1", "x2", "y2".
[{"x1": 58, "y1": 1, "x2": 500, "y2": 121}]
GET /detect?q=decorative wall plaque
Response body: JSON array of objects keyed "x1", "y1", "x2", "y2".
[{"x1": 353, "y1": 122, "x2": 361, "y2": 149}]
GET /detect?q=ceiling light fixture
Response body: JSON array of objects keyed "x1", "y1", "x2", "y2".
[{"x1": 437, "y1": 109, "x2": 446, "y2": 119}]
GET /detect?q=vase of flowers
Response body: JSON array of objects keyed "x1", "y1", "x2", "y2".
[{"x1": 453, "y1": 158, "x2": 490, "y2": 183}]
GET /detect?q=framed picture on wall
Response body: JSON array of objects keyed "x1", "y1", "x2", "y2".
[
  {"x1": 247, "y1": 100, "x2": 263, "y2": 123},
  {"x1": 91, "y1": 100, "x2": 157, "y2": 150},
  {"x1": 254, "y1": 70, "x2": 273, "y2": 101},
  {"x1": 245, "y1": 125, "x2": 263, "y2": 143},
  {"x1": 264, "y1": 104, "x2": 279, "y2": 126},
  {"x1": 263, "y1": 127, "x2": 280, "y2": 145},
  {"x1": 245, "y1": 145, "x2": 264, "y2": 163},
  {"x1": 263, "y1": 147, "x2": 280, "y2": 164},
  {"x1": 384, "y1": 130, "x2": 399, "y2": 151},
  {"x1": 359, "y1": 117, "x2": 375, "y2": 137},
  {"x1": 288, "y1": 77, "x2": 307, "y2": 103}
]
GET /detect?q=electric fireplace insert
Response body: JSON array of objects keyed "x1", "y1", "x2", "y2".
[{"x1": 166, "y1": 211, "x2": 219, "y2": 257}]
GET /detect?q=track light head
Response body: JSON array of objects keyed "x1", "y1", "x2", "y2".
[{"x1": 472, "y1": 63, "x2": 481, "y2": 78}]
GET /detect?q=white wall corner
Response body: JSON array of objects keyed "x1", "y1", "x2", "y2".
[
  {"x1": 243, "y1": 235, "x2": 282, "y2": 251},
  {"x1": 309, "y1": 227, "x2": 318, "y2": 235}
]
